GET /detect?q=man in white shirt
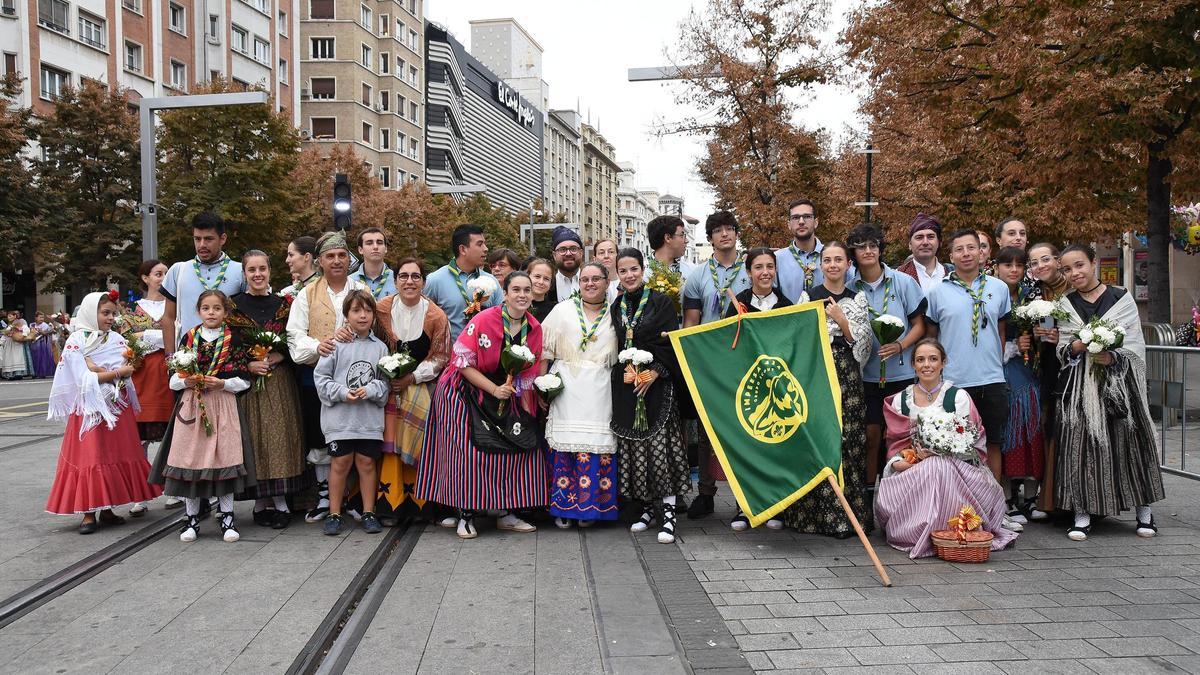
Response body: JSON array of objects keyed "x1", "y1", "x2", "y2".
[
  {"x1": 550, "y1": 226, "x2": 583, "y2": 302},
  {"x1": 286, "y1": 231, "x2": 367, "y2": 523},
  {"x1": 897, "y1": 213, "x2": 953, "y2": 295}
]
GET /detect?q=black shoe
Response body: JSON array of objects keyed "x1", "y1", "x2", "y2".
[
  {"x1": 324, "y1": 513, "x2": 344, "y2": 536},
  {"x1": 361, "y1": 512, "x2": 382, "y2": 534},
  {"x1": 253, "y1": 510, "x2": 275, "y2": 527},
  {"x1": 687, "y1": 494, "x2": 714, "y2": 519},
  {"x1": 79, "y1": 518, "x2": 98, "y2": 535},
  {"x1": 271, "y1": 510, "x2": 292, "y2": 530}
]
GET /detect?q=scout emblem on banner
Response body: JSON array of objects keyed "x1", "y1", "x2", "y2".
[{"x1": 669, "y1": 302, "x2": 844, "y2": 527}]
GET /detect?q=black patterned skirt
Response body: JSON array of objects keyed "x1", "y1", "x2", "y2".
[
  {"x1": 782, "y1": 343, "x2": 872, "y2": 535},
  {"x1": 615, "y1": 409, "x2": 692, "y2": 502}
]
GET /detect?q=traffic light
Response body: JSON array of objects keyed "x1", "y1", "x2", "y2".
[{"x1": 333, "y1": 173, "x2": 352, "y2": 230}]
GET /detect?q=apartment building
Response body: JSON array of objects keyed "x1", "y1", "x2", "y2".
[
  {"x1": 0, "y1": 0, "x2": 300, "y2": 121},
  {"x1": 299, "y1": 0, "x2": 423, "y2": 187},
  {"x1": 581, "y1": 121, "x2": 618, "y2": 245}
]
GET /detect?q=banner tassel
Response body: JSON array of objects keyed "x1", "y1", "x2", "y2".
[{"x1": 727, "y1": 288, "x2": 746, "y2": 350}]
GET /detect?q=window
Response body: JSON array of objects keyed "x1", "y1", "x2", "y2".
[
  {"x1": 378, "y1": 14, "x2": 388, "y2": 35},
  {"x1": 122, "y1": 0, "x2": 141, "y2": 13},
  {"x1": 278, "y1": 10, "x2": 287, "y2": 35},
  {"x1": 396, "y1": 56, "x2": 404, "y2": 77},
  {"x1": 408, "y1": 65, "x2": 417, "y2": 87},
  {"x1": 232, "y1": 77, "x2": 249, "y2": 90},
  {"x1": 310, "y1": 77, "x2": 335, "y2": 99},
  {"x1": 311, "y1": 117, "x2": 336, "y2": 138},
  {"x1": 380, "y1": 128, "x2": 390, "y2": 150},
  {"x1": 397, "y1": 94, "x2": 406, "y2": 119},
  {"x1": 361, "y1": 122, "x2": 371, "y2": 144},
  {"x1": 168, "y1": 3, "x2": 185, "y2": 33},
  {"x1": 409, "y1": 29, "x2": 418, "y2": 53},
  {"x1": 38, "y1": 0, "x2": 68, "y2": 33},
  {"x1": 379, "y1": 53, "x2": 389, "y2": 75},
  {"x1": 361, "y1": 44, "x2": 371, "y2": 68},
  {"x1": 208, "y1": 14, "x2": 219, "y2": 37},
  {"x1": 409, "y1": 138, "x2": 418, "y2": 161},
  {"x1": 310, "y1": 37, "x2": 334, "y2": 59},
  {"x1": 253, "y1": 37, "x2": 270, "y2": 63},
  {"x1": 379, "y1": 90, "x2": 389, "y2": 111},
  {"x1": 309, "y1": 0, "x2": 333, "y2": 20},
  {"x1": 170, "y1": 60, "x2": 186, "y2": 89},
  {"x1": 3, "y1": 54, "x2": 16, "y2": 76},
  {"x1": 1, "y1": 0, "x2": 15, "y2": 15},
  {"x1": 39, "y1": 64, "x2": 68, "y2": 100},
  {"x1": 399, "y1": 170, "x2": 407, "y2": 184},
  {"x1": 361, "y1": 82, "x2": 371, "y2": 106},
  {"x1": 408, "y1": 0, "x2": 415, "y2": 14},
  {"x1": 124, "y1": 41, "x2": 143, "y2": 73},
  {"x1": 231, "y1": 25, "x2": 248, "y2": 53},
  {"x1": 379, "y1": 166, "x2": 390, "y2": 188},
  {"x1": 359, "y1": 4, "x2": 370, "y2": 30},
  {"x1": 398, "y1": 131, "x2": 406, "y2": 152},
  {"x1": 409, "y1": 101, "x2": 418, "y2": 124},
  {"x1": 78, "y1": 12, "x2": 106, "y2": 48},
  {"x1": 278, "y1": 59, "x2": 288, "y2": 84}
]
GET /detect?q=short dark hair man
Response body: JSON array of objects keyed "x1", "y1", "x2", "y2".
[
  {"x1": 776, "y1": 198, "x2": 825, "y2": 300},
  {"x1": 352, "y1": 227, "x2": 396, "y2": 299},
  {"x1": 161, "y1": 211, "x2": 245, "y2": 352},
  {"x1": 423, "y1": 224, "x2": 503, "y2": 341}
]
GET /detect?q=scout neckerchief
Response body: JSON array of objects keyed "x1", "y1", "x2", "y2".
[
  {"x1": 575, "y1": 294, "x2": 609, "y2": 350},
  {"x1": 193, "y1": 253, "x2": 231, "y2": 291},
  {"x1": 357, "y1": 266, "x2": 393, "y2": 299},
  {"x1": 187, "y1": 325, "x2": 233, "y2": 375},
  {"x1": 448, "y1": 259, "x2": 478, "y2": 306},
  {"x1": 619, "y1": 287, "x2": 651, "y2": 350},
  {"x1": 789, "y1": 242, "x2": 819, "y2": 292},
  {"x1": 947, "y1": 272, "x2": 988, "y2": 346},
  {"x1": 501, "y1": 305, "x2": 529, "y2": 349},
  {"x1": 708, "y1": 257, "x2": 744, "y2": 315},
  {"x1": 855, "y1": 271, "x2": 893, "y2": 319}
]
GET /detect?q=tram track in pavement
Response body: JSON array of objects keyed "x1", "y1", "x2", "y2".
[
  {"x1": 287, "y1": 519, "x2": 424, "y2": 675},
  {"x1": 0, "y1": 509, "x2": 184, "y2": 630}
]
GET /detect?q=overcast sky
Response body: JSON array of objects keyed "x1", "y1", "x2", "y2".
[{"x1": 427, "y1": 0, "x2": 865, "y2": 231}]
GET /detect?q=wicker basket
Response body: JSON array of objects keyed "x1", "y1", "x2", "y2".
[{"x1": 931, "y1": 529, "x2": 994, "y2": 563}]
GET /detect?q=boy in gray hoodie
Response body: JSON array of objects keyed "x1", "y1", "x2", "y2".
[{"x1": 315, "y1": 290, "x2": 390, "y2": 535}]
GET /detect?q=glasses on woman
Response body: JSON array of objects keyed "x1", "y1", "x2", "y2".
[{"x1": 396, "y1": 272, "x2": 423, "y2": 281}]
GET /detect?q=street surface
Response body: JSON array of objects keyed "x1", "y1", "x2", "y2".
[{"x1": 2, "y1": 379, "x2": 1200, "y2": 674}]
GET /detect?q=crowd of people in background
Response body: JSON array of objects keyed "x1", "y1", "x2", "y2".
[
  {"x1": 30, "y1": 200, "x2": 1191, "y2": 557},
  {"x1": 0, "y1": 309, "x2": 71, "y2": 380}
]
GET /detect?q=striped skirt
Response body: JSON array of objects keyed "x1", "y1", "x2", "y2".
[
  {"x1": 413, "y1": 376, "x2": 549, "y2": 511},
  {"x1": 874, "y1": 456, "x2": 1017, "y2": 559}
]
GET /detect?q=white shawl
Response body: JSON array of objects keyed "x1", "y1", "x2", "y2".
[{"x1": 48, "y1": 293, "x2": 139, "y2": 436}]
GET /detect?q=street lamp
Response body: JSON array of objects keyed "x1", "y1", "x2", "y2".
[
  {"x1": 854, "y1": 145, "x2": 879, "y2": 224},
  {"x1": 138, "y1": 91, "x2": 269, "y2": 260}
]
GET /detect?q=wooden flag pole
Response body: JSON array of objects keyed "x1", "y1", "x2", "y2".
[{"x1": 825, "y1": 475, "x2": 892, "y2": 587}]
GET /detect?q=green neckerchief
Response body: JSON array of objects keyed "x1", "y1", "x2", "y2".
[
  {"x1": 707, "y1": 257, "x2": 743, "y2": 316},
  {"x1": 619, "y1": 287, "x2": 651, "y2": 350},
  {"x1": 947, "y1": 272, "x2": 987, "y2": 346},
  {"x1": 575, "y1": 295, "x2": 609, "y2": 350},
  {"x1": 193, "y1": 253, "x2": 231, "y2": 291}
]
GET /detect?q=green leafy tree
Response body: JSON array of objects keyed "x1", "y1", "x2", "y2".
[
  {"x1": 155, "y1": 78, "x2": 301, "y2": 263},
  {"x1": 0, "y1": 73, "x2": 39, "y2": 275},
  {"x1": 457, "y1": 194, "x2": 525, "y2": 258},
  {"x1": 35, "y1": 79, "x2": 140, "y2": 291}
]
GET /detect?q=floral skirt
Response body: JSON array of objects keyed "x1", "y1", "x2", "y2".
[{"x1": 549, "y1": 451, "x2": 619, "y2": 521}]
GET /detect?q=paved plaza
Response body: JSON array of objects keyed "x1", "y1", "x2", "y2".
[{"x1": 2, "y1": 379, "x2": 1200, "y2": 674}]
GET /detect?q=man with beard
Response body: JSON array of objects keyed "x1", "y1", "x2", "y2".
[
  {"x1": 550, "y1": 226, "x2": 584, "y2": 302},
  {"x1": 682, "y1": 211, "x2": 750, "y2": 519},
  {"x1": 287, "y1": 231, "x2": 369, "y2": 523},
  {"x1": 424, "y1": 224, "x2": 503, "y2": 342},
  {"x1": 897, "y1": 212, "x2": 955, "y2": 295},
  {"x1": 776, "y1": 199, "x2": 825, "y2": 301},
  {"x1": 161, "y1": 211, "x2": 246, "y2": 351}
]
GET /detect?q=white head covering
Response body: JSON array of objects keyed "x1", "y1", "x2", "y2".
[{"x1": 73, "y1": 292, "x2": 112, "y2": 355}]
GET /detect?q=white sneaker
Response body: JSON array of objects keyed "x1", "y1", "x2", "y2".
[
  {"x1": 1006, "y1": 508, "x2": 1029, "y2": 525},
  {"x1": 438, "y1": 516, "x2": 459, "y2": 528},
  {"x1": 1027, "y1": 508, "x2": 1050, "y2": 521},
  {"x1": 766, "y1": 519, "x2": 784, "y2": 530},
  {"x1": 457, "y1": 517, "x2": 478, "y2": 539},
  {"x1": 554, "y1": 517, "x2": 572, "y2": 529},
  {"x1": 1001, "y1": 515, "x2": 1024, "y2": 532},
  {"x1": 497, "y1": 513, "x2": 536, "y2": 533}
]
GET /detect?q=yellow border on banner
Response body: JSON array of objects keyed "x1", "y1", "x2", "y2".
[{"x1": 669, "y1": 301, "x2": 844, "y2": 528}]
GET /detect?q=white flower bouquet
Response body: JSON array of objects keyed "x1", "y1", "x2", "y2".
[
  {"x1": 1078, "y1": 317, "x2": 1125, "y2": 383},
  {"x1": 166, "y1": 348, "x2": 214, "y2": 435},
  {"x1": 869, "y1": 314, "x2": 905, "y2": 387},
  {"x1": 534, "y1": 373, "x2": 565, "y2": 404},
  {"x1": 497, "y1": 343, "x2": 537, "y2": 414},
  {"x1": 619, "y1": 347, "x2": 655, "y2": 431},
  {"x1": 912, "y1": 409, "x2": 982, "y2": 466},
  {"x1": 378, "y1": 350, "x2": 418, "y2": 379},
  {"x1": 1014, "y1": 299, "x2": 1069, "y2": 331},
  {"x1": 465, "y1": 276, "x2": 498, "y2": 318}
]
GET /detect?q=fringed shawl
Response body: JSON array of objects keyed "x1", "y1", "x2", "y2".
[{"x1": 47, "y1": 329, "x2": 139, "y2": 436}]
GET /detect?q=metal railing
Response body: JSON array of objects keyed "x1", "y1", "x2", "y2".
[{"x1": 1144, "y1": 327, "x2": 1198, "y2": 479}]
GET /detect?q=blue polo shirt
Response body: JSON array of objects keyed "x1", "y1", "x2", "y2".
[
  {"x1": 924, "y1": 274, "x2": 1011, "y2": 387},
  {"x1": 351, "y1": 266, "x2": 397, "y2": 300},
  {"x1": 775, "y1": 240, "x2": 824, "y2": 301},
  {"x1": 424, "y1": 264, "x2": 503, "y2": 342},
  {"x1": 848, "y1": 265, "x2": 926, "y2": 384},
  {"x1": 682, "y1": 257, "x2": 750, "y2": 324}
]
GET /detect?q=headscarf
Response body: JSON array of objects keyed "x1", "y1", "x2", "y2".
[
  {"x1": 74, "y1": 291, "x2": 115, "y2": 355},
  {"x1": 316, "y1": 231, "x2": 349, "y2": 255},
  {"x1": 909, "y1": 213, "x2": 941, "y2": 239}
]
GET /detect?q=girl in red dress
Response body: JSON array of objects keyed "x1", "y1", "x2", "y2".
[{"x1": 45, "y1": 291, "x2": 162, "y2": 533}]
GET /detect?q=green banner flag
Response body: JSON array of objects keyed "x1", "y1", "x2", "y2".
[{"x1": 669, "y1": 302, "x2": 843, "y2": 527}]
